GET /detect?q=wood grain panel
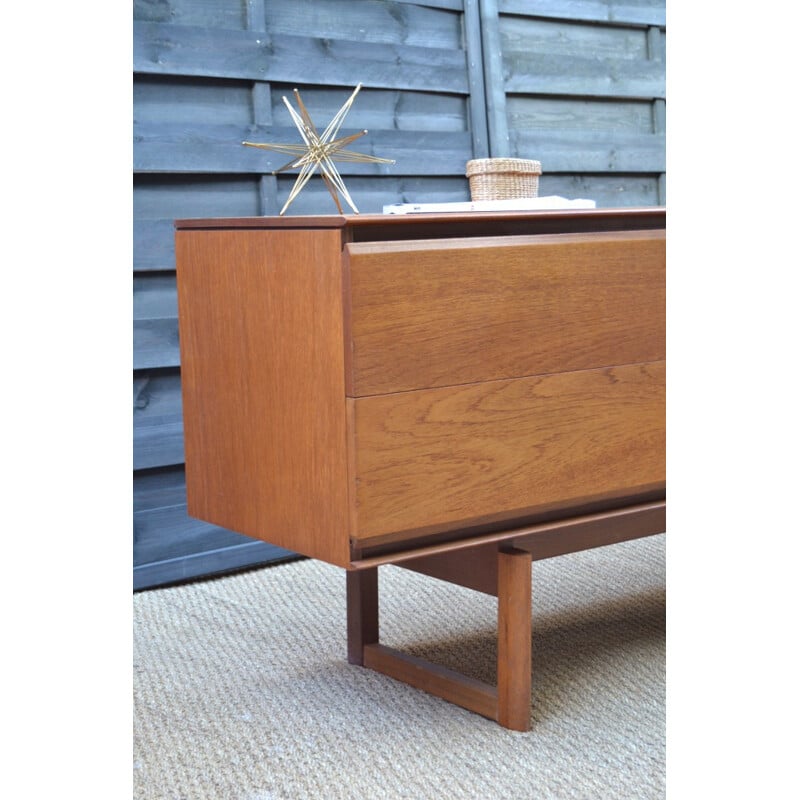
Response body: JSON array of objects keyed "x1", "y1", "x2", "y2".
[
  {"x1": 175, "y1": 227, "x2": 352, "y2": 566},
  {"x1": 351, "y1": 362, "x2": 665, "y2": 541},
  {"x1": 345, "y1": 229, "x2": 664, "y2": 395}
]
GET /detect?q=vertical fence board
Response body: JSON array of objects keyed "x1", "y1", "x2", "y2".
[
  {"x1": 463, "y1": 0, "x2": 489, "y2": 159},
  {"x1": 479, "y1": 0, "x2": 510, "y2": 156}
]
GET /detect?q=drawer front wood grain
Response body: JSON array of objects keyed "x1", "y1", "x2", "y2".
[
  {"x1": 350, "y1": 362, "x2": 665, "y2": 541},
  {"x1": 344, "y1": 230, "x2": 665, "y2": 396}
]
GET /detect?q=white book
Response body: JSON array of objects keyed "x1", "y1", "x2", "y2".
[{"x1": 382, "y1": 196, "x2": 596, "y2": 215}]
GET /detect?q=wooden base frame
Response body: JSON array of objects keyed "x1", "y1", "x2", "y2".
[
  {"x1": 346, "y1": 501, "x2": 665, "y2": 731},
  {"x1": 347, "y1": 549, "x2": 532, "y2": 730}
]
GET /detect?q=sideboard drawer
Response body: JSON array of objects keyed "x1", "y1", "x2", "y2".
[
  {"x1": 349, "y1": 361, "x2": 665, "y2": 542},
  {"x1": 344, "y1": 229, "x2": 665, "y2": 396}
]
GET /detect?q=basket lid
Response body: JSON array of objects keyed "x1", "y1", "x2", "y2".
[{"x1": 466, "y1": 158, "x2": 542, "y2": 177}]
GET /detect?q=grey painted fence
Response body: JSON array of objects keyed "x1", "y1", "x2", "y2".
[{"x1": 133, "y1": 0, "x2": 666, "y2": 590}]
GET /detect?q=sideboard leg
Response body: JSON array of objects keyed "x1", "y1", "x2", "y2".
[
  {"x1": 496, "y1": 548, "x2": 533, "y2": 731},
  {"x1": 347, "y1": 551, "x2": 533, "y2": 731},
  {"x1": 346, "y1": 567, "x2": 379, "y2": 666}
]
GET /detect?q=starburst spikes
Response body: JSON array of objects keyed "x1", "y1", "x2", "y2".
[{"x1": 242, "y1": 83, "x2": 395, "y2": 215}]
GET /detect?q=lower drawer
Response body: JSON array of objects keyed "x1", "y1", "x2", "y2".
[{"x1": 349, "y1": 361, "x2": 665, "y2": 542}]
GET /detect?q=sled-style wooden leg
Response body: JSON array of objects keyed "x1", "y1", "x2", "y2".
[
  {"x1": 346, "y1": 567, "x2": 378, "y2": 666},
  {"x1": 497, "y1": 548, "x2": 533, "y2": 730},
  {"x1": 346, "y1": 547, "x2": 533, "y2": 731}
]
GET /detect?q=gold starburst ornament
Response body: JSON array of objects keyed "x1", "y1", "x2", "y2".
[{"x1": 243, "y1": 83, "x2": 395, "y2": 215}]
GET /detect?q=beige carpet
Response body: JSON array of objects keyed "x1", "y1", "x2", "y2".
[{"x1": 133, "y1": 534, "x2": 665, "y2": 799}]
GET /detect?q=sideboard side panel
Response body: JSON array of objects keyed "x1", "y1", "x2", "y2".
[{"x1": 175, "y1": 228, "x2": 351, "y2": 567}]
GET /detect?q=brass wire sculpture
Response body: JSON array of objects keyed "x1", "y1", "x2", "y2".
[{"x1": 243, "y1": 83, "x2": 395, "y2": 215}]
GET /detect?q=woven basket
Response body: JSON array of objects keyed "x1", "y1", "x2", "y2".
[{"x1": 466, "y1": 158, "x2": 542, "y2": 201}]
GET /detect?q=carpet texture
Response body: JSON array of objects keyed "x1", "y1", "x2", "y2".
[{"x1": 133, "y1": 534, "x2": 665, "y2": 799}]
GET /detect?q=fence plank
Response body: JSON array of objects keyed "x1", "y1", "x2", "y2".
[
  {"x1": 133, "y1": 466, "x2": 296, "y2": 588},
  {"x1": 134, "y1": 22, "x2": 469, "y2": 94},
  {"x1": 134, "y1": 0, "x2": 246, "y2": 28},
  {"x1": 271, "y1": 175, "x2": 469, "y2": 215},
  {"x1": 511, "y1": 129, "x2": 665, "y2": 172},
  {"x1": 134, "y1": 320, "x2": 180, "y2": 370},
  {"x1": 133, "y1": 274, "x2": 179, "y2": 370},
  {"x1": 134, "y1": 122, "x2": 472, "y2": 174},
  {"x1": 134, "y1": 372, "x2": 184, "y2": 469},
  {"x1": 480, "y1": 0, "x2": 510, "y2": 155},
  {"x1": 538, "y1": 173, "x2": 660, "y2": 207},
  {"x1": 135, "y1": 502, "x2": 255, "y2": 566},
  {"x1": 134, "y1": 79, "x2": 471, "y2": 134},
  {"x1": 134, "y1": 0, "x2": 465, "y2": 24},
  {"x1": 506, "y1": 95, "x2": 655, "y2": 133},
  {"x1": 499, "y1": 0, "x2": 665, "y2": 27},
  {"x1": 262, "y1": 0, "x2": 463, "y2": 49},
  {"x1": 263, "y1": 85, "x2": 469, "y2": 133},
  {"x1": 134, "y1": 219, "x2": 175, "y2": 272},
  {"x1": 134, "y1": 75, "x2": 254, "y2": 125},
  {"x1": 463, "y1": 0, "x2": 489, "y2": 157},
  {"x1": 133, "y1": 540, "x2": 296, "y2": 590},
  {"x1": 501, "y1": 14, "x2": 651, "y2": 58},
  {"x1": 503, "y1": 53, "x2": 664, "y2": 99},
  {"x1": 133, "y1": 175, "x2": 261, "y2": 218}
]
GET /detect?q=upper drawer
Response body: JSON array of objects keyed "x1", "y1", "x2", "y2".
[{"x1": 343, "y1": 229, "x2": 665, "y2": 396}]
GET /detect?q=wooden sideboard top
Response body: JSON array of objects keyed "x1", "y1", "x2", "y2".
[{"x1": 175, "y1": 207, "x2": 665, "y2": 242}]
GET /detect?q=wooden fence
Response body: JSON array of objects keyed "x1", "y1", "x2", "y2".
[{"x1": 133, "y1": 0, "x2": 666, "y2": 589}]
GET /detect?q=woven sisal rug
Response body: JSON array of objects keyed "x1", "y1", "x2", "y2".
[{"x1": 134, "y1": 534, "x2": 665, "y2": 799}]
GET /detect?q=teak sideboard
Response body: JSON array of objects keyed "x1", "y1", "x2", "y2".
[{"x1": 175, "y1": 208, "x2": 666, "y2": 731}]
